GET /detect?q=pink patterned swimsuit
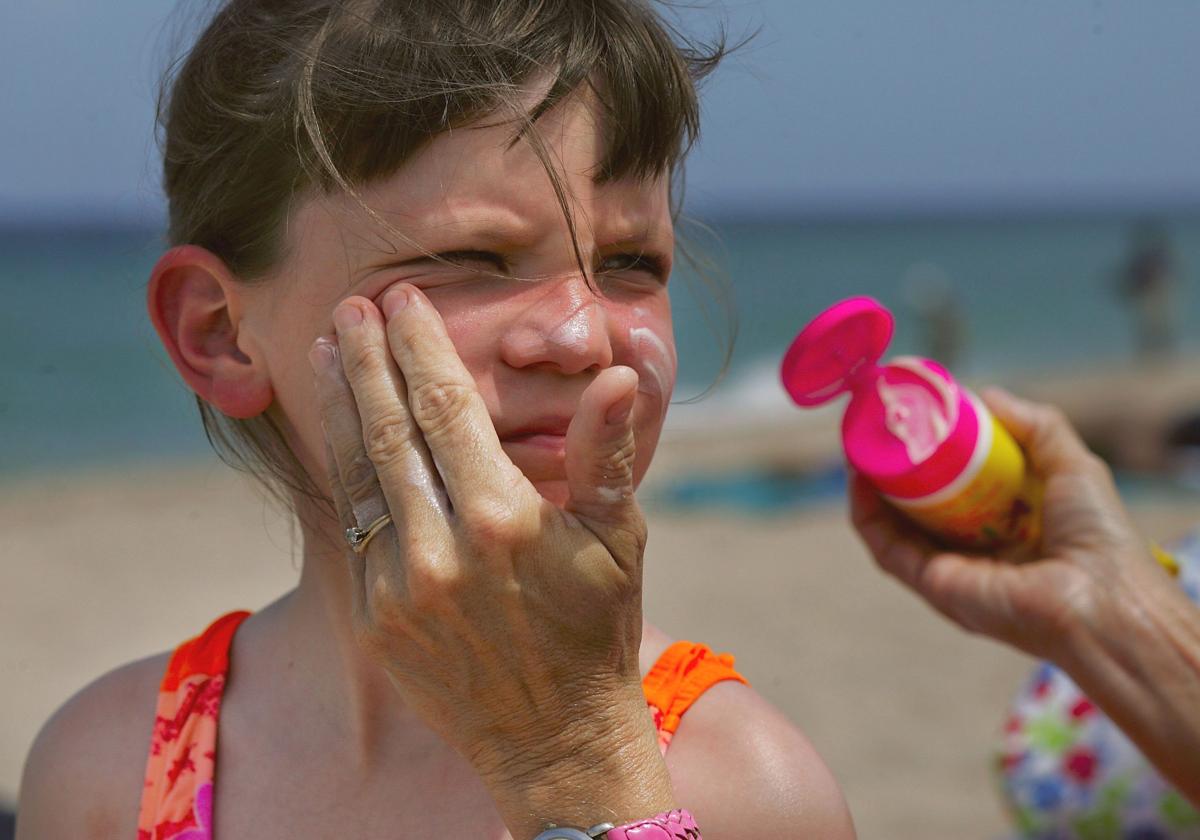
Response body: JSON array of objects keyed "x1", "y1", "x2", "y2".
[{"x1": 136, "y1": 611, "x2": 746, "y2": 839}]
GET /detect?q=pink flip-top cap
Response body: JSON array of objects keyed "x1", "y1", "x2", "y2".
[
  {"x1": 781, "y1": 296, "x2": 978, "y2": 499},
  {"x1": 781, "y1": 296, "x2": 894, "y2": 407}
]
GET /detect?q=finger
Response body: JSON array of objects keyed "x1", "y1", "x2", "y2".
[
  {"x1": 848, "y1": 473, "x2": 1008, "y2": 635},
  {"x1": 310, "y1": 336, "x2": 391, "y2": 531},
  {"x1": 311, "y1": 339, "x2": 387, "y2": 623},
  {"x1": 980, "y1": 387, "x2": 1096, "y2": 476},
  {"x1": 564, "y1": 366, "x2": 645, "y2": 563},
  {"x1": 318, "y1": 418, "x2": 357, "y2": 536},
  {"x1": 331, "y1": 300, "x2": 450, "y2": 544},
  {"x1": 848, "y1": 472, "x2": 939, "y2": 592},
  {"x1": 379, "y1": 285, "x2": 536, "y2": 515},
  {"x1": 906, "y1": 550, "x2": 1022, "y2": 640},
  {"x1": 321, "y1": 430, "x2": 369, "y2": 624}
]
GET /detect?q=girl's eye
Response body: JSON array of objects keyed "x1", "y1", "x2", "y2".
[
  {"x1": 436, "y1": 250, "x2": 508, "y2": 273},
  {"x1": 598, "y1": 253, "x2": 668, "y2": 281}
]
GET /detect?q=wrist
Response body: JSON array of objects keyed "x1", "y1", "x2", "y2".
[
  {"x1": 1053, "y1": 559, "x2": 1180, "y2": 673},
  {"x1": 1053, "y1": 559, "x2": 1200, "y2": 723},
  {"x1": 478, "y1": 693, "x2": 675, "y2": 839}
]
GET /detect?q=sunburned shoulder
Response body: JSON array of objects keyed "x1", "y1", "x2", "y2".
[
  {"x1": 17, "y1": 651, "x2": 171, "y2": 840},
  {"x1": 665, "y1": 672, "x2": 857, "y2": 839}
]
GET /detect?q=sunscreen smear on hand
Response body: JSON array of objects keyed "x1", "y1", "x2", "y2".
[{"x1": 781, "y1": 296, "x2": 1041, "y2": 549}]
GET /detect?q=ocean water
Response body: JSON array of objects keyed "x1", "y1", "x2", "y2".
[{"x1": 3, "y1": 214, "x2": 1198, "y2": 476}]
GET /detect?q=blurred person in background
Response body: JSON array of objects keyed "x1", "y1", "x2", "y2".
[
  {"x1": 903, "y1": 262, "x2": 966, "y2": 371},
  {"x1": 1116, "y1": 221, "x2": 1179, "y2": 360}
]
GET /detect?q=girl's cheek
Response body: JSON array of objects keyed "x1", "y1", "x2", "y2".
[{"x1": 627, "y1": 308, "x2": 677, "y2": 414}]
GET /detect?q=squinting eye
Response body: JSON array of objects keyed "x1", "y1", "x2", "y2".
[
  {"x1": 437, "y1": 250, "x2": 508, "y2": 273},
  {"x1": 598, "y1": 253, "x2": 668, "y2": 280}
]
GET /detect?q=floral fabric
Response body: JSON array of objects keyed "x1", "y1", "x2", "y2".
[{"x1": 136, "y1": 613, "x2": 746, "y2": 838}]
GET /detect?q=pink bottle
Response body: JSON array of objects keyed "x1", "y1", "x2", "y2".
[{"x1": 781, "y1": 297, "x2": 1041, "y2": 549}]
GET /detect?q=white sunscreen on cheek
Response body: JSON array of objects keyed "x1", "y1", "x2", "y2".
[{"x1": 629, "y1": 323, "x2": 675, "y2": 411}]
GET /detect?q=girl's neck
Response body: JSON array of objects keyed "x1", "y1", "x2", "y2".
[{"x1": 256, "y1": 498, "x2": 445, "y2": 767}]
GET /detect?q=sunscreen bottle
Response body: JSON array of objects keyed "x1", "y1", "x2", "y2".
[{"x1": 781, "y1": 296, "x2": 1041, "y2": 549}]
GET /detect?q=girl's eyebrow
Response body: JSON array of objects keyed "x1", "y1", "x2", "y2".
[
  {"x1": 350, "y1": 200, "x2": 670, "y2": 274},
  {"x1": 351, "y1": 223, "x2": 531, "y2": 275},
  {"x1": 349, "y1": 204, "x2": 537, "y2": 260}
]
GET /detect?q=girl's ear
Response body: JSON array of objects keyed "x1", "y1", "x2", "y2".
[{"x1": 147, "y1": 245, "x2": 274, "y2": 419}]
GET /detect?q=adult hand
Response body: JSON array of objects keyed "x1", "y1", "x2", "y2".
[
  {"x1": 309, "y1": 284, "x2": 673, "y2": 838},
  {"x1": 850, "y1": 387, "x2": 1200, "y2": 805},
  {"x1": 848, "y1": 387, "x2": 1169, "y2": 662}
]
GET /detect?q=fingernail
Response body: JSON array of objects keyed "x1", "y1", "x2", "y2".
[
  {"x1": 308, "y1": 338, "x2": 338, "y2": 372},
  {"x1": 333, "y1": 303, "x2": 363, "y2": 332},
  {"x1": 381, "y1": 287, "x2": 410, "y2": 319},
  {"x1": 606, "y1": 393, "x2": 635, "y2": 425}
]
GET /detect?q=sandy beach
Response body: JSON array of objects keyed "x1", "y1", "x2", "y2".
[{"x1": 3, "y1": 404, "x2": 1198, "y2": 839}]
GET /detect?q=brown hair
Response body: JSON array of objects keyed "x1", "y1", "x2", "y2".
[{"x1": 157, "y1": 0, "x2": 732, "y2": 515}]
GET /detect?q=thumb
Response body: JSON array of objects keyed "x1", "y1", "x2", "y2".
[
  {"x1": 564, "y1": 366, "x2": 644, "y2": 540},
  {"x1": 981, "y1": 386, "x2": 1096, "y2": 477}
]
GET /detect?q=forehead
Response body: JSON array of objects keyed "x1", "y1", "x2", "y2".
[{"x1": 294, "y1": 90, "x2": 673, "y2": 257}]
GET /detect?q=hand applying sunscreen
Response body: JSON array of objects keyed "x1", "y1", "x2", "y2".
[{"x1": 781, "y1": 296, "x2": 1042, "y2": 550}]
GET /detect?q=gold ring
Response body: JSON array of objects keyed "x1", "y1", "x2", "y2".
[{"x1": 344, "y1": 513, "x2": 393, "y2": 555}]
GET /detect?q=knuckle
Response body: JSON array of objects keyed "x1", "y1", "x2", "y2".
[
  {"x1": 342, "y1": 451, "x2": 380, "y2": 503},
  {"x1": 341, "y1": 342, "x2": 377, "y2": 381},
  {"x1": 393, "y1": 322, "x2": 422, "y2": 356},
  {"x1": 363, "y1": 411, "x2": 416, "y2": 466},
  {"x1": 462, "y1": 499, "x2": 521, "y2": 546},
  {"x1": 1038, "y1": 405, "x2": 1070, "y2": 433},
  {"x1": 1029, "y1": 405, "x2": 1070, "y2": 454},
  {"x1": 409, "y1": 380, "x2": 474, "y2": 436},
  {"x1": 406, "y1": 559, "x2": 462, "y2": 610},
  {"x1": 365, "y1": 575, "x2": 409, "y2": 632},
  {"x1": 595, "y1": 436, "x2": 637, "y2": 484}
]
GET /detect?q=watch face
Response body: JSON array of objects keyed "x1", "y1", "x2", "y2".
[{"x1": 531, "y1": 829, "x2": 595, "y2": 840}]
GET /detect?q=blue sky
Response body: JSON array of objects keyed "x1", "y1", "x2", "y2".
[{"x1": 3, "y1": 0, "x2": 1200, "y2": 223}]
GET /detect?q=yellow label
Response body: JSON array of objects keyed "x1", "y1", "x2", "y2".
[
  {"x1": 1151, "y1": 541, "x2": 1181, "y2": 577},
  {"x1": 890, "y1": 416, "x2": 1042, "y2": 549}
]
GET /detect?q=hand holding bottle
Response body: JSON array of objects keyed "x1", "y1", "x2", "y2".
[
  {"x1": 848, "y1": 386, "x2": 1163, "y2": 659},
  {"x1": 849, "y1": 387, "x2": 1200, "y2": 804}
]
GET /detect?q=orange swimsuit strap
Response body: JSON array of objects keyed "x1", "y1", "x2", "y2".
[{"x1": 643, "y1": 640, "x2": 749, "y2": 753}]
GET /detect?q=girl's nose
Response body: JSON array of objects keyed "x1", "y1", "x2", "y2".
[{"x1": 499, "y1": 275, "x2": 615, "y2": 375}]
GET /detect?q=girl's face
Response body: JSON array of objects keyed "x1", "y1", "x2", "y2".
[{"x1": 246, "y1": 91, "x2": 677, "y2": 507}]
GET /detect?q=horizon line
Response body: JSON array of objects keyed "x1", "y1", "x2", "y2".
[{"x1": 4, "y1": 194, "x2": 1200, "y2": 232}]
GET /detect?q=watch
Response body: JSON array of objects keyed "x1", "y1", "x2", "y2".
[{"x1": 532, "y1": 809, "x2": 701, "y2": 840}]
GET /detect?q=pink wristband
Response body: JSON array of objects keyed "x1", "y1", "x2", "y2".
[{"x1": 605, "y1": 809, "x2": 701, "y2": 840}]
